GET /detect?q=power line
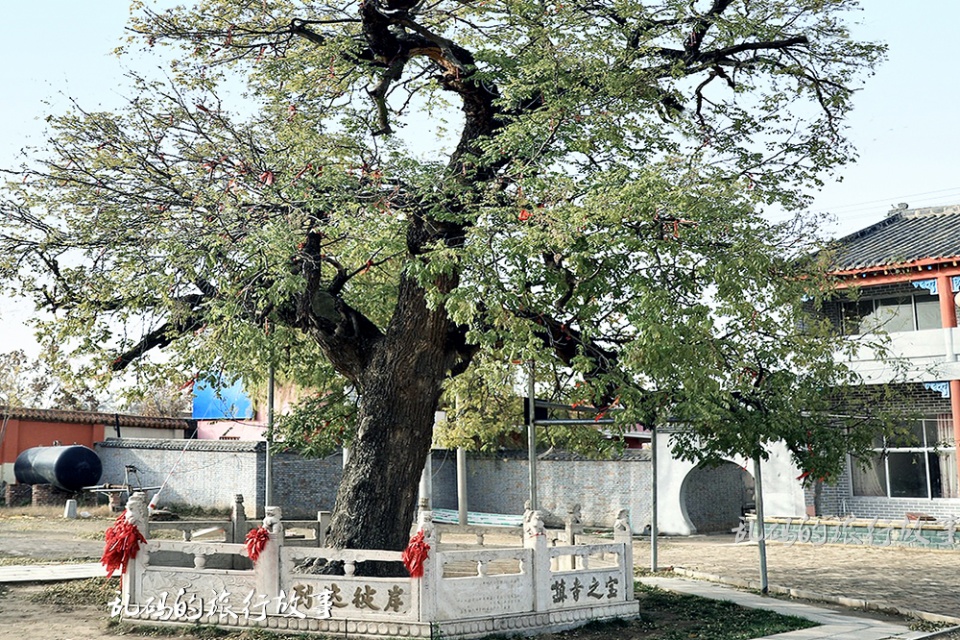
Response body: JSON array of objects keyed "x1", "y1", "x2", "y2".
[{"x1": 817, "y1": 186, "x2": 960, "y2": 215}]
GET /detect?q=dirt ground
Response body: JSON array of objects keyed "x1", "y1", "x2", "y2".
[
  {"x1": 0, "y1": 583, "x2": 109, "y2": 640},
  {"x1": 0, "y1": 508, "x2": 114, "y2": 639},
  {"x1": 0, "y1": 508, "x2": 953, "y2": 640}
]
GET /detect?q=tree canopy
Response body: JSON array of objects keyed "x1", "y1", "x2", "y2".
[
  {"x1": 0, "y1": 0, "x2": 886, "y2": 553},
  {"x1": 0, "y1": 348, "x2": 104, "y2": 411}
]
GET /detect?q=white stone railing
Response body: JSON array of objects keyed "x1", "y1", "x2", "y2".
[
  {"x1": 116, "y1": 495, "x2": 638, "y2": 638},
  {"x1": 146, "y1": 495, "x2": 327, "y2": 547}
]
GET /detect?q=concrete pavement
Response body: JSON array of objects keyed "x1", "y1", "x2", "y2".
[
  {"x1": 1, "y1": 560, "x2": 955, "y2": 640},
  {"x1": 641, "y1": 577, "x2": 952, "y2": 640},
  {"x1": 0, "y1": 562, "x2": 104, "y2": 583},
  {"x1": 637, "y1": 535, "x2": 960, "y2": 622}
]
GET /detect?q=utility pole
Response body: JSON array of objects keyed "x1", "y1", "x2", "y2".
[
  {"x1": 527, "y1": 360, "x2": 538, "y2": 511},
  {"x1": 650, "y1": 424, "x2": 659, "y2": 572},
  {"x1": 265, "y1": 363, "x2": 275, "y2": 511},
  {"x1": 753, "y1": 451, "x2": 768, "y2": 594}
]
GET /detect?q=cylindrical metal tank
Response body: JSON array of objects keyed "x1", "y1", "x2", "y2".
[{"x1": 14, "y1": 445, "x2": 103, "y2": 492}]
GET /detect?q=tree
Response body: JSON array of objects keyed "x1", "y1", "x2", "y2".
[
  {"x1": 0, "y1": 348, "x2": 104, "y2": 411},
  {"x1": 118, "y1": 380, "x2": 193, "y2": 417},
  {"x1": 0, "y1": 0, "x2": 884, "y2": 564}
]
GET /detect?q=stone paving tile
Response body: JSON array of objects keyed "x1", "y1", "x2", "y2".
[
  {"x1": 638, "y1": 536, "x2": 960, "y2": 619},
  {"x1": 0, "y1": 562, "x2": 103, "y2": 583},
  {"x1": 641, "y1": 577, "x2": 934, "y2": 640}
]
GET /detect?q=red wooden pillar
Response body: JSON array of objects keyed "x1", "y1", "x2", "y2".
[{"x1": 938, "y1": 274, "x2": 960, "y2": 495}]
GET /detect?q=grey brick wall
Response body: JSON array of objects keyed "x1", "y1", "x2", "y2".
[
  {"x1": 804, "y1": 466, "x2": 851, "y2": 516},
  {"x1": 843, "y1": 496, "x2": 960, "y2": 520},
  {"x1": 683, "y1": 462, "x2": 750, "y2": 533},
  {"x1": 450, "y1": 450, "x2": 653, "y2": 529},
  {"x1": 98, "y1": 440, "x2": 346, "y2": 519},
  {"x1": 96, "y1": 441, "x2": 657, "y2": 530},
  {"x1": 269, "y1": 451, "x2": 344, "y2": 518},
  {"x1": 96, "y1": 438, "x2": 263, "y2": 514}
]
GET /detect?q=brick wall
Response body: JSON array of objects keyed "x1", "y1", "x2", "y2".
[
  {"x1": 269, "y1": 451, "x2": 343, "y2": 518},
  {"x1": 842, "y1": 496, "x2": 960, "y2": 520},
  {"x1": 93, "y1": 441, "x2": 663, "y2": 531},
  {"x1": 96, "y1": 439, "x2": 263, "y2": 515},
  {"x1": 448, "y1": 450, "x2": 653, "y2": 529},
  {"x1": 842, "y1": 382, "x2": 952, "y2": 416},
  {"x1": 97, "y1": 440, "x2": 345, "y2": 519},
  {"x1": 682, "y1": 462, "x2": 750, "y2": 533},
  {"x1": 803, "y1": 466, "x2": 851, "y2": 516}
]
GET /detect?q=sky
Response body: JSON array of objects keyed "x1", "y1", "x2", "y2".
[{"x1": 2, "y1": 1, "x2": 960, "y2": 357}]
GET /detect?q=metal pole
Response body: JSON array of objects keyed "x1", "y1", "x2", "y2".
[
  {"x1": 527, "y1": 360, "x2": 538, "y2": 511},
  {"x1": 650, "y1": 424, "x2": 659, "y2": 572},
  {"x1": 418, "y1": 451, "x2": 433, "y2": 509},
  {"x1": 753, "y1": 452, "x2": 769, "y2": 594},
  {"x1": 457, "y1": 447, "x2": 468, "y2": 525},
  {"x1": 265, "y1": 362, "x2": 275, "y2": 510}
]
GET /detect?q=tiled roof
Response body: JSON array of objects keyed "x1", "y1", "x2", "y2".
[
  {"x1": 830, "y1": 204, "x2": 960, "y2": 271},
  {"x1": 98, "y1": 438, "x2": 263, "y2": 452},
  {"x1": 0, "y1": 406, "x2": 193, "y2": 430}
]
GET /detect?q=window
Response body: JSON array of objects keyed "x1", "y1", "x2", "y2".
[
  {"x1": 841, "y1": 293, "x2": 942, "y2": 335},
  {"x1": 851, "y1": 415, "x2": 958, "y2": 499}
]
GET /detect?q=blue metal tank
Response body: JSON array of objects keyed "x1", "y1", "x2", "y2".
[{"x1": 14, "y1": 445, "x2": 103, "y2": 492}]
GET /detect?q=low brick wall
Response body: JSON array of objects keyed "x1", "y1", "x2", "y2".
[
  {"x1": 93, "y1": 441, "x2": 656, "y2": 529},
  {"x1": 442, "y1": 449, "x2": 653, "y2": 529},
  {"x1": 96, "y1": 438, "x2": 264, "y2": 515},
  {"x1": 3, "y1": 482, "x2": 31, "y2": 507}
]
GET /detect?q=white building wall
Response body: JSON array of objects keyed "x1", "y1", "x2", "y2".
[{"x1": 656, "y1": 433, "x2": 805, "y2": 535}]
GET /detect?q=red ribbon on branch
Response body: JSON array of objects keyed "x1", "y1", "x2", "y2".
[
  {"x1": 245, "y1": 526, "x2": 271, "y2": 563},
  {"x1": 402, "y1": 530, "x2": 431, "y2": 578},
  {"x1": 101, "y1": 513, "x2": 146, "y2": 578}
]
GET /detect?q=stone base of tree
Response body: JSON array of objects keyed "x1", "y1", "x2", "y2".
[{"x1": 115, "y1": 493, "x2": 638, "y2": 638}]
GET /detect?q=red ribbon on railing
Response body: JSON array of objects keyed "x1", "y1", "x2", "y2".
[
  {"x1": 101, "y1": 513, "x2": 146, "y2": 578},
  {"x1": 245, "y1": 526, "x2": 271, "y2": 563},
  {"x1": 402, "y1": 530, "x2": 430, "y2": 578}
]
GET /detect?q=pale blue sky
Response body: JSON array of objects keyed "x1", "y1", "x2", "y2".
[{"x1": 1, "y1": 1, "x2": 959, "y2": 354}]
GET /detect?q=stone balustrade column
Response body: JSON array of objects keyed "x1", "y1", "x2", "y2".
[
  {"x1": 254, "y1": 506, "x2": 283, "y2": 607},
  {"x1": 524, "y1": 510, "x2": 550, "y2": 612},
  {"x1": 613, "y1": 508, "x2": 633, "y2": 599}
]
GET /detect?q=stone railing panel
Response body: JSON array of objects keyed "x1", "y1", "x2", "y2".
[{"x1": 432, "y1": 548, "x2": 533, "y2": 619}]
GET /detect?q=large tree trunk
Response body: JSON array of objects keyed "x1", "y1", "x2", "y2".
[{"x1": 322, "y1": 275, "x2": 455, "y2": 568}]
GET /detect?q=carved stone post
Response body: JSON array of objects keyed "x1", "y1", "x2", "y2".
[
  {"x1": 122, "y1": 491, "x2": 150, "y2": 607},
  {"x1": 565, "y1": 503, "x2": 583, "y2": 545},
  {"x1": 524, "y1": 510, "x2": 550, "y2": 612},
  {"x1": 613, "y1": 508, "x2": 633, "y2": 598},
  {"x1": 416, "y1": 503, "x2": 438, "y2": 622},
  {"x1": 232, "y1": 494, "x2": 247, "y2": 569},
  {"x1": 317, "y1": 510, "x2": 331, "y2": 547},
  {"x1": 255, "y1": 506, "x2": 283, "y2": 608},
  {"x1": 232, "y1": 494, "x2": 247, "y2": 544},
  {"x1": 562, "y1": 503, "x2": 584, "y2": 570}
]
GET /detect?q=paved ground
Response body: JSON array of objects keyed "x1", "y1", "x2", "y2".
[
  {"x1": 3, "y1": 517, "x2": 960, "y2": 637},
  {"x1": 0, "y1": 562, "x2": 103, "y2": 582},
  {"x1": 636, "y1": 535, "x2": 960, "y2": 621},
  {"x1": 641, "y1": 577, "x2": 937, "y2": 640}
]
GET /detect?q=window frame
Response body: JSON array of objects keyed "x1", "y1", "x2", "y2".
[
  {"x1": 840, "y1": 292, "x2": 942, "y2": 335},
  {"x1": 852, "y1": 416, "x2": 954, "y2": 500}
]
